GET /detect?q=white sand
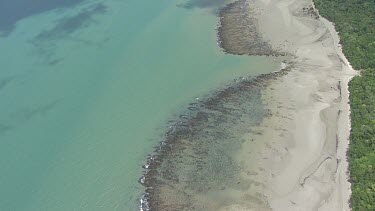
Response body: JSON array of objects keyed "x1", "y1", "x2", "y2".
[{"x1": 232, "y1": 0, "x2": 357, "y2": 210}]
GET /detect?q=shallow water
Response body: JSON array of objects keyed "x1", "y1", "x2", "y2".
[
  {"x1": 0, "y1": 0, "x2": 280, "y2": 210},
  {"x1": 141, "y1": 67, "x2": 291, "y2": 210}
]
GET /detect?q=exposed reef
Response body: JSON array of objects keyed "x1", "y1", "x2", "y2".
[
  {"x1": 217, "y1": 0, "x2": 281, "y2": 56},
  {"x1": 140, "y1": 65, "x2": 291, "y2": 211},
  {"x1": 139, "y1": 0, "x2": 293, "y2": 210}
]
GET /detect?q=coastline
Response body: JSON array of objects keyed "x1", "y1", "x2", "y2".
[
  {"x1": 232, "y1": 0, "x2": 357, "y2": 209},
  {"x1": 319, "y1": 15, "x2": 357, "y2": 210},
  {"x1": 140, "y1": 0, "x2": 357, "y2": 209}
]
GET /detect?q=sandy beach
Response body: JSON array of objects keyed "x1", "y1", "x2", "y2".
[
  {"x1": 233, "y1": 0, "x2": 357, "y2": 210},
  {"x1": 140, "y1": 0, "x2": 358, "y2": 210}
]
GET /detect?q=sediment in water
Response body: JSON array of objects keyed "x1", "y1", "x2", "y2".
[{"x1": 140, "y1": 66, "x2": 291, "y2": 211}]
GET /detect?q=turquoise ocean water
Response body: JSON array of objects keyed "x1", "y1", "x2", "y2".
[{"x1": 0, "y1": 0, "x2": 279, "y2": 210}]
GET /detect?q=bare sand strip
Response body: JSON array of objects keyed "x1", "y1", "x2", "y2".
[{"x1": 233, "y1": 0, "x2": 357, "y2": 210}]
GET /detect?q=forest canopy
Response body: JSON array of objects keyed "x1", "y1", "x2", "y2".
[{"x1": 314, "y1": 0, "x2": 375, "y2": 210}]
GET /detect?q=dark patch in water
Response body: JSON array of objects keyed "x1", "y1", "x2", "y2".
[
  {"x1": 48, "y1": 58, "x2": 64, "y2": 66},
  {"x1": 28, "y1": 3, "x2": 106, "y2": 65},
  {"x1": 178, "y1": 0, "x2": 229, "y2": 10},
  {"x1": 140, "y1": 68, "x2": 290, "y2": 210},
  {"x1": 0, "y1": 0, "x2": 85, "y2": 36},
  {"x1": 0, "y1": 76, "x2": 15, "y2": 91},
  {"x1": 0, "y1": 29, "x2": 12, "y2": 37},
  {"x1": 34, "y1": 3, "x2": 107, "y2": 41},
  {"x1": 0, "y1": 124, "x2": 13, "y2": 135},
  {"x1": 12, "y1": 100, "x2": 59, "y2": 121}
]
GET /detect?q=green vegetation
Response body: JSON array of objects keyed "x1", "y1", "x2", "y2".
[
  {"x1": 314, "y1": 0, "x2": 375, "y2": 210},
  {"x1": 349, "y1": 70, "x2": 375, "y2": 210},
  {"x1": 315, "y1": 0, "x2": 375, "y2": 70}
]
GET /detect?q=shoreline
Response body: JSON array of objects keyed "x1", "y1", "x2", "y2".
[
  {"x1": 233, "y1": 0, "x2": 357, "y2": 209},
  {"x1": 139, "y1": 0, "x2": 357, "y2": 209},
  {"x1": 319, "y1": 14, "x2": 357, "y2": 210}
]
